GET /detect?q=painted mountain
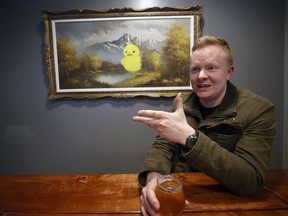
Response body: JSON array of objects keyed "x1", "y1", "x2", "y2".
[{"x1": 80, "y1": 33, "x2": 163, "y2": 64}]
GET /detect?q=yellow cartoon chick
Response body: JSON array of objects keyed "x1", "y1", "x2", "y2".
[{"x1": 121, "y1": 44, "x2": 141, "y2": 72}]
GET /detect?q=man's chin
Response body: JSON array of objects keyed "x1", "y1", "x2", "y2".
[{"x1": 195, "y1": 91, "x2": 211, "y2": 98}]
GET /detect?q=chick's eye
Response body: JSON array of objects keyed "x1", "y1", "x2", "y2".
[{"x1": 133, "y1": 50, "x2": 135, "y2": 53}]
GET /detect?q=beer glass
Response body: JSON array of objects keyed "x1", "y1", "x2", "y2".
[{"x1": 155, "y1": 175, "x2": 185, "y2": 216}]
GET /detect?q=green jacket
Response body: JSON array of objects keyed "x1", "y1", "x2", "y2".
[{"x1": 138, "y1": 82, "x2": 276, "y2": 196}]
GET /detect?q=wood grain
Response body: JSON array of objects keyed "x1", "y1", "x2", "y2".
[{"x1": 0, "y1": 170, "x2": 287, "y2": 215}]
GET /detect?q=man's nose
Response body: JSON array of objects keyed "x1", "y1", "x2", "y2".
[{"x1": 198, "y1": 69, "x2": 208, "y2": 78}]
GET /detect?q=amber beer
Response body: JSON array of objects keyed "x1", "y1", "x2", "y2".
[{"x1": 155, "y1": 175, "x2": 185, "y2": 216}]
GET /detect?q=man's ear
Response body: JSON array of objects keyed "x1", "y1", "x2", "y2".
[{"x1": 227, "y1": 65, "x2": 234, "y2": 79}]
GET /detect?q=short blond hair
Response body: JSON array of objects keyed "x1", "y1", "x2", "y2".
[{"x1": 192, "y1": 35, "x2": 233, "y2": 66}]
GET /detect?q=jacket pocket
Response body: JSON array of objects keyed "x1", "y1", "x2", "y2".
[{"x1": 205, "y1": 123, "x2": 243, "y2": 152}]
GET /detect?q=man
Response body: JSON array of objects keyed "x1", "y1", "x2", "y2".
[{"x1": 132, "y1": 35, "x2": 276, "y2": 216}]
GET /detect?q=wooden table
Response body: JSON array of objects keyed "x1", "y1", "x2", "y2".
[{"x1": 0, "y1": 169, "x2": 287, "y2": 215}]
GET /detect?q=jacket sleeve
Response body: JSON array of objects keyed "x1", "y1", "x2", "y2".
[
  {"x1": 183, "y1": 99, "x2": 276, "y2": 196},
  {"x1": 138, "y1": 136, "x2": 176, "y2": 186}
]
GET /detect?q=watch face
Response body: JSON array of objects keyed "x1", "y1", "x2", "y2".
[
  {"x1": 185, "y1": 133, "x2": 198, "y2": 147},
  {"x1": 190, "y1": 134, "x2": 198, "y2": 140}
]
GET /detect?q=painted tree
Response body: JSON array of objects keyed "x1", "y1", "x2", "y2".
[
  {"x1": 90, "y1": 54, "x2": 101, "y2": 72},
  {"x1": 143, "y1": 50, "x2": 161, "y2": 71},
  {"x1": 56, "y1": 37, "x2": 80, "y2": 80},
  {"x1": 161, "y1": 25, "x2": 190, "y2": 79},
  {"x1": 80, "y1": 54, "x2": 101, "y2": 73}
]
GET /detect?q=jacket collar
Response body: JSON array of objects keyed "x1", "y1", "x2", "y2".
[{"x1": 217, "y1": 81, "x2": 238, "y2": 111}]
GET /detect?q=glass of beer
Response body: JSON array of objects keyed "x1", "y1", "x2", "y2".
[{"x1": 155, "y1": 175, "x2": 185, "y2": 216}]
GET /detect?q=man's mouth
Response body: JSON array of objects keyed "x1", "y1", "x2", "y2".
[{"x1": 198, "y1": 84, "x2": 211, "y2": 89}]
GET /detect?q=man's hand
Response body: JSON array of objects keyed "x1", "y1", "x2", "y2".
[
  {"x1": 132, "y1": 93, "x2": 195, "y2": 145},
  {"x1": 140, "y1": 172, "x2": 161, "y2": 216},
  {"x1": 140, "y1": 172, "x2": 190, "y2": 215}
]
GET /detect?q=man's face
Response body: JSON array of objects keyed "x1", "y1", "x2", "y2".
[{"x1": 190, "y1": 45, "x2": 234, "y2": 107}]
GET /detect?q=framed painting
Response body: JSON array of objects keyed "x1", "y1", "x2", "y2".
[{"x1": 42, "y1": 6, "x2": 203, "y2": 99}]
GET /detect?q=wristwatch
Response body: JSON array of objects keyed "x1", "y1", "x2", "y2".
[{"x1": 182, "y1": 131, "x2": 199, "y2": 153}]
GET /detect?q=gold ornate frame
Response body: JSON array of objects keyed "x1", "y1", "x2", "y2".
[{"x1": 42, "y1": 6, "x2": 203, "y2": 100}]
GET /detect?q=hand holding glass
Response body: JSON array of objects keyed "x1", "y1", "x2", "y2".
[{"x1": 155, "y1": 175, "x2": 185, "y2": 216}]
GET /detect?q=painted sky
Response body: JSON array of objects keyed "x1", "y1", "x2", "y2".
[{"x1": 54, "y1": 16, "x2": 192, "y2": 50}]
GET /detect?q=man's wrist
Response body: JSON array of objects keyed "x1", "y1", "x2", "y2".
[
  {"x1": 182, "y1": 130, "x2": 199, "y2": 153},
  {"x1": 146, "y1": 171, "x2": 162, "y2": 184}
]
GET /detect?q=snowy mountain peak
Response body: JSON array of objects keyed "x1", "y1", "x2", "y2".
[{"x1": 84, "y1": 34, "x2": 163, "y2": 64}]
